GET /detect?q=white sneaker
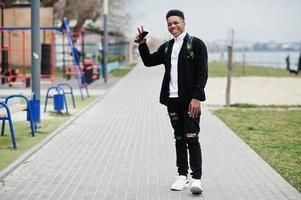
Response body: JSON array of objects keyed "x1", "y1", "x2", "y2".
[
  {"x1": 170, "y1": 175, "x2": 189, "y2": 191},
  {"x1": 190, "y1": 178, "x2": 203, "y2": 194}
]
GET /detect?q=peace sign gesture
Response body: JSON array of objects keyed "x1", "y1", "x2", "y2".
[
  {"x1": 135, "y1": 25, "x2": 148, "y2": 44},
  {"x1": 137, "y1": 25, "x2": 144, "y2": 35}
]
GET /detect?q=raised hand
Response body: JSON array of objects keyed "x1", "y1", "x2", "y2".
[
  {"x1": 137, "y1": 25, "x2": 144, "y2": 35},
  {"x1": 135, "y1": 25, "x2": 148, "y2": 44}
]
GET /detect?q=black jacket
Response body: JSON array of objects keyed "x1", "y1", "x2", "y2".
[{"x1": 138, "y1": 33, "x2": 208, "y2": 106}]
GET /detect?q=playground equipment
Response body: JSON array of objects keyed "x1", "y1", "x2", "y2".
[
  {"x1": 0, "y1": 17, "x2": 89, "y2": 100},
  {"x1": 0, "y1": 28, "x2": 55, "y2": 86},
  {"x1": 0, "y1": 102, "x2": 17, "y2": 149},
  {"x1": 3, "y1": 94, "x2": 35, "y2": 136},
  {"x1": 57, "y1": 83, "x2": 76, "y2": 109},
  {"x1": 44, "y1": 83, "x2": 77, "y2": 115},
  {"x1": 0, "y1": 94, "x2": 37, "y2": 149},
  {"x1": 62, "y1": 17, "x2": 89, "y2": 99},
  {"x1": 44, "y1": 86, "x2": 68, "y2": 114}
]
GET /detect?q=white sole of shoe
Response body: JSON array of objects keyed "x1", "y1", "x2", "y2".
[
  {"x1": 170, "y1": 182, "x2": 189, "y2": 191},
  {"x1": 190, "y1": 186, "x2": 203, "y2": 194}
]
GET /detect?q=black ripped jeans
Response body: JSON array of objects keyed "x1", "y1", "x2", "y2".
[{"x1": 167, "y1": 98, "x2": 202, "y2": 179}]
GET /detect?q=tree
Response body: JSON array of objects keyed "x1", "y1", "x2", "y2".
[
  {"x1": 54, "y1": 0, "x2": 101, "y2": 32},
  {"x1": 2, "y1": 0, "x2": 131, "y2": 38},
  {"x1": 106, "y1": 0, "x2": 130, "y2": 39},
  {"x1": 40, "y1": 0, "x2": 59, "y2": 7},
  {"x1": 54, "y1": 0, "x2": 130, "y2": 38},
  {"x1": 2, "y1": 0, "x2": 59, "y2": 7}
]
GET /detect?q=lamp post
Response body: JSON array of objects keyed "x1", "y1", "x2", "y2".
[
  {"x1": 31, "y1": 0, "x2": 41, "y2": 125},
  {"x1": 1, "y1": 0, "x2": 5, "y2": 84},
  {"x1": 102, "y1": 0, "x2": 108, "y2": 83},
  {"x1": 31, "y1": 0, "x2": 40, "y2": 100}
]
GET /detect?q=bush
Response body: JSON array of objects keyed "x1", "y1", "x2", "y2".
[{"x1": 108, "y1": 55, "x2": 125, "y2": 63}]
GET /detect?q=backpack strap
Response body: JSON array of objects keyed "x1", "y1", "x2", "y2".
[
  {"x1": 164, "y1": 40, "x2": 170, "y2": 54},
  {"x1": 165, "y1": 35, "x2": 194, "y2": 60},
  {"x1": 186, "y1": 36, "x2": 194, "y2": 59}
]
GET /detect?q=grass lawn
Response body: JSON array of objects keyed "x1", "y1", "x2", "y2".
[
  {"x1": 0, "y1": 95, "x2": 97, "y2": 171},
  {"x1": 213, "y1": 106, "x2": 301, "y2": 192},
  {"x1": 110, "y1": 62, "x2": 137, "y2": 77},
  {"x1": 209, "y1": 62, "x2": 300, "y2": 77}
]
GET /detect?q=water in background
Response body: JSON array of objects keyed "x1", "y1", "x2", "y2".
[{"x1": 208, "y1": 51, "x2": 300, "y2": 70}]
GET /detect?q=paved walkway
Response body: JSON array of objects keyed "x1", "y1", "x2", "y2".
[{"x1": 0, "y1": 63, "x2": 300, "y2": 200}]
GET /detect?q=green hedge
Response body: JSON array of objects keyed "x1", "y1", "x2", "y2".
[{"x1": 108, "y1": 55, "x2": 125, "y2": 63}]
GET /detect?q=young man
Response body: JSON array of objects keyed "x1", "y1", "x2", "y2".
[{"x1": 136, "y1": 9, "x2": 208, "y2": 194}]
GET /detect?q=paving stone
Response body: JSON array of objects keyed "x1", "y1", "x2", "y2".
[{"x1": 0, "y1": 63, "x2": 300, "y2": 200}]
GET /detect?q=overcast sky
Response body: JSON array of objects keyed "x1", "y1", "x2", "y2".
[{"x1": 126, "y1": 0, "x2": 301, "y2": 43}]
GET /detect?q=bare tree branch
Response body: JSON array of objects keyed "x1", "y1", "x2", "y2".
[{"x1": 3, "y1": 0, "x2": 131, "y2": 39}]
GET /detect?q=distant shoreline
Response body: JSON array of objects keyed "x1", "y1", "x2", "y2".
[{"x1": 209, "y1": 50, "x2": 300, "y2": 69}]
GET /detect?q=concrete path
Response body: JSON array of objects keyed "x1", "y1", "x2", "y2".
[{"x1": 0, "y1": 63, "x2": 300, "y2": 200}]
